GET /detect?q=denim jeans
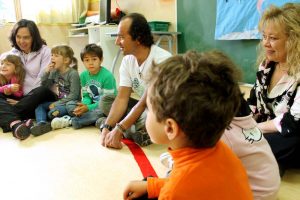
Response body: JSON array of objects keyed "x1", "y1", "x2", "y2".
[
  {"x1": 71, "y1": 109, "x2": 104, "y2": 129},
  {"x1": 35, "y1": 102, "x2": 68, "y2": 123}
]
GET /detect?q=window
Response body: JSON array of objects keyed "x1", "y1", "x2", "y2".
[
  {"x1": 0, "y1": 0, "x2": 16, "y2": 24},
  {"x1": 0, "y1": 0, "x2": 83, "y2": 24}
]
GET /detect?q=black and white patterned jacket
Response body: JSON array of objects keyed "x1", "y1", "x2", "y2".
[{"x1": 248, "y1": 61, "x2": 300, "y2": 136}]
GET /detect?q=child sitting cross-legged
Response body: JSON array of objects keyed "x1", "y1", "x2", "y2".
[
  {"x1": 30, "y1": 45, "x2": 81, "y2": 136},
  {"x1": 50, "y1": 44, "x2": 117, "y2": 130},
  {"x1": 123, "y1": 50, "x2": 253, "y2": 200},
  {"x1": 0, "y1": 55, "x2": 32, "y2": 140}
]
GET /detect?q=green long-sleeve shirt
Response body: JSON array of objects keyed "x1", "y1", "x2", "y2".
[{"x1": 80, "y1": 67, "x2": 117, "y2": 111}]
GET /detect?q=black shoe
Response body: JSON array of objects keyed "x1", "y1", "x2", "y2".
[
  {"x1": 279, "y1": 165, "x2": 286, "y2": 177},
  {"x1": 11, "y1": 122, "x2": 30, "y2": 140},
  {"x1": 24, "y1": 119, "x2": 34, "y2": 129},
  {"x1": 30, "y1": 122, "x2": 52, "y2": 136}
]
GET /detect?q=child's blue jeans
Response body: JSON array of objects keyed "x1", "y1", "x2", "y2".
[
  {"x1": 35, "y1": 102, "x2": 68, "y2": 123},
  {"x1": 66, "y1": 100, "x2": 104, "y2": 129}
]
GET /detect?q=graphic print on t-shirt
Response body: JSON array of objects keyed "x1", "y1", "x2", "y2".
[
  {"x1": 242, "y1": 127, "x2": 263, "y2": 144},
  {"x1": 56, "y1": 76, "x2": 70, "y2": 99}
]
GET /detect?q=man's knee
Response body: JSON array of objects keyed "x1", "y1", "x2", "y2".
[{"x1": 99, "y1": 94, "x2": 116, "y2": 116}]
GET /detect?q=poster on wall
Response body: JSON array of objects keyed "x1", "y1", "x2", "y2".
[{"x1": 215, "y1": 0, "x2": 300, "y2": 40}]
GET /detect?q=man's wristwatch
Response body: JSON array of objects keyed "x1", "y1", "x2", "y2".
[{"x1": 100, "y1": 124, "x2": 113, "y2": 132}]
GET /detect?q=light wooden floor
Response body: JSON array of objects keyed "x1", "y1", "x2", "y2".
[{"x1": 1, "y1": 127, "x2": 300, "y2": 200}]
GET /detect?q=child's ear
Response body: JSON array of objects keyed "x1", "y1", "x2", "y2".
[
  {"x1": 164, "y1": 118, "x2": 179, "y2": 140},
  {"x1": 64, "y1": 57, "x2": 71, "y2": 64}
]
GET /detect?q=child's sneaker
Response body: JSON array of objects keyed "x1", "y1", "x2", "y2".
[
  {"x1": 30, "y1": 122, "x2": 52, "y2": 136},
  {"x1": 51, "y1": 115, "x2": 72, "y2": 130},
  {"x1": 11, "y1": 122, "x2": 30, "y2": 140}
]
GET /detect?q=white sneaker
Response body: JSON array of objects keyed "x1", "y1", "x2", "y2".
[
  {"x1": 160, "y1": 152, "x2": 174, "y2": 169},
  {"x1": 51, "y1": 115, "x2": 72, "y2": 130}
]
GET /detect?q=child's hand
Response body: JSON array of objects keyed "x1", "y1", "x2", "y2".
[
  {"x1": 123, "y1": 180, "x2": 148, "y2": 200},
  {"x1": 3, "y1": 87, "x2": 12, "y2": 95},
  {"x1": 10, "y1": 84, "x2": 20, "y2": 93},
  {"x1": 49, "y1": 103, "x2": 55, "y2": 109},
  {"x1": 46, "y1": 62, "x2": 55, "y2": 73},
  {"x1": 73, "y1": 103, "x2": 88, "y2": 116}
]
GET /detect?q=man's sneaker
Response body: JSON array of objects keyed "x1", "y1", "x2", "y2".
[
  {"x1": 30, "y1": 122, "x2": 52, "y2": 136},
  {"x1": 131, "y1": 129, "x2": 152, "y2": 147},
  {"x1": 51, "y1": 115, "x2": 72, "y2": 130},
  {"x1": 95, "y1": 117, "x2": 106, "y2": 129},
  {"x1": 11, "y1": 122, "x2": 30, "y2": 140}
]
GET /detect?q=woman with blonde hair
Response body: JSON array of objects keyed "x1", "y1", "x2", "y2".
[{"x1": 248, "y1": 3, "x2": 300, "y2": 175}]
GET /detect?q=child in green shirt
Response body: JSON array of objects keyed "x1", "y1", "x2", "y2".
[{"x1": 51, "y1": 44, "x2": 117, "y2": 129}]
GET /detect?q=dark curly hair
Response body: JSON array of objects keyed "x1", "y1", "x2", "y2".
[
  {"x1": 9, "y1": 19, "x2": 46, "y2": 52},
  {"x1": 121, "y1": 13, "x2": 154, "y2": 47}
]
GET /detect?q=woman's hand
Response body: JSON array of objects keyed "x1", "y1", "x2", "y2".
[
  {"x1": 123, "y1": 180, "x2": 148, "y2": 200},
  {"x1": 6, "y1": 98, "x2": 19, "y2": 105}
]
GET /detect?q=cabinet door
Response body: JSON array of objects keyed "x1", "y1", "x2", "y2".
[{"x1": 99, "y1": 26, "x2": 123, "y2": 82}]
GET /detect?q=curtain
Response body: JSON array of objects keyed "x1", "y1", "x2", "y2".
[{"x1": 20, "y1": 0, "x2": 89, "y2": 23}]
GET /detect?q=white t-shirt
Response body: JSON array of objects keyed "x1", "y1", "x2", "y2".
[{"x1": 119, "y1": 45, "x2": 172, "y2": 98}]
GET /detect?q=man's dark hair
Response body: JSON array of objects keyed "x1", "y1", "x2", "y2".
[
  {"x1": 9, "y1": 19, "x2": 46, "y2": 52},
  {"x1": 80, "y1": 43, "x2": 103, "y2": 61},
  {"x1": 121, "y1": 13, "x2": 154, "y2": 47}
]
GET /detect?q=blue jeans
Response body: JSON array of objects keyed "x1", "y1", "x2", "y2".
[
  {"x1": 66, "y1": 100, "x2": 103, "y2": 129},
  {"x1": 72, "y1": 109, "x2": 104, "y2": 129},
  {"x1": 35, "y1": 102, "x2": 68, "y2": 123}
]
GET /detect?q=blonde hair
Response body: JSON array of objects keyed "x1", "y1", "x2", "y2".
[
  {"x1": 257, "y1": 3, "x2": 300, "y2": 76},
  {"x1": 0, "y1": 54, "x2": 25, "y2": 86},
  {"x1": 51, "y1": 45, "x2": 78, "y2": 70}
]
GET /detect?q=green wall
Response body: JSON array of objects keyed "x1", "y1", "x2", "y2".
[{"x1": 177, "y1": 0, "x2": 258, "y2": 84}]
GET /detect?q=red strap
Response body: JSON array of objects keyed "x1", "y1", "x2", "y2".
[{"x1": 122, "y1": 138, "x2": 158, "y2": 178}]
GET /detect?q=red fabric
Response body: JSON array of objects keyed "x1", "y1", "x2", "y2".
[{"x1": 122, "y1": 139, "x2": 157, "y2": 178}]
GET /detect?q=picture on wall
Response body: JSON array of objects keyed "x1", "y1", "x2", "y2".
[{"x1": 215, "y1": 0, "x2": 300, "y2": 40}]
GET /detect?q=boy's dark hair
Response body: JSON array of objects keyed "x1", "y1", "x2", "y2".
[
  {"x1": 121, "y1": 13, "x2": 154, "y2": 48},
  {"x1": 9, "y1": 19, "x2": 47, "y2": 52},
  {"x1": 80, "y1": 43, "x2": 103, "y2": 61},
  {"x1": 147, "y1": 50, "x2": 241, "y2": 148}
]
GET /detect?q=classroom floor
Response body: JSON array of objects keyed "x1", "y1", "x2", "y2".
[{"x1": 0, "y1": 126, "x2": 300, "y2": 200}]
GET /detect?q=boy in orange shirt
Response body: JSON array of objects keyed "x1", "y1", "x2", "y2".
[{"x1": 123, "y1": 50, "x2": 253, "y2": 200}]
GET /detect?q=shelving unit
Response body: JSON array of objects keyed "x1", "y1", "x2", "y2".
[{"x1": 68, "y1": 25, "x2": 121, "y2": 74}]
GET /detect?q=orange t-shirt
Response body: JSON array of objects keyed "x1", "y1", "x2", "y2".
[{"x1": 147, "y1": 141, "x2": 253, "y2": 200}]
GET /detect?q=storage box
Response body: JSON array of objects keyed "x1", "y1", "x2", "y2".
[{"x1": 148, "y1": 21, "x2": 170, "y2": 32}]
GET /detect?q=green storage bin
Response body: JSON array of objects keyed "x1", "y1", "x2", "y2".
[{"x1": 148, "y1": 21, "x2": 170, "y2": 31}]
